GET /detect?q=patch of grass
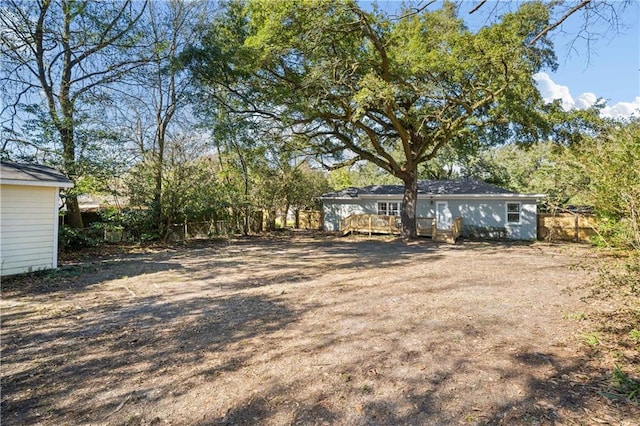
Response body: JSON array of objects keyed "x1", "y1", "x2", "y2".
[
  {"x1": 341, "y1": 372, "x2": 352, "y2": 383},
  {"x1": 361, "y1": 384, "x2": 373, "y2": 394},
  {"x1": 563, "y1": 311, "x2": 587, "y2": 321},
  {"x1": 612, "y1": 351, "x2": 628, "y2": 362},
  {"x1": 582, "y1": 332, "x2": 600, "y2": 348},
  {"x1": 629, "y1": 329, "x2": 640, "y2": 344},
  {"x1": 599, "y1": 365, "x2": 640, "y2": 404},
  {"x1": 124, "y1": 414, "x2": 143, "y2": 426}
]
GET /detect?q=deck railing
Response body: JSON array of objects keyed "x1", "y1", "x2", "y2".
[
  {"x1": 340, "y1": 213, "x2": 403, "y2": 236},
  {"x1": 449, "y1": 216, "x2": 463, "y2": 243},
  {"x1": 340, "y1": 214, "x2": 462, "y2": 242},
  {"x1": 416, "y1": 217, "x2": 436, "y2": 237}
]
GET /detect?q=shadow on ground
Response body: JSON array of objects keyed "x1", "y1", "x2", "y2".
[
  {"x1": 1, "y1": 232, "x2": 636, "y2": 425},
  {"x1": 1, "y1": 292, "x2": 303, "y2": 424},
  {"x1": 201, "y1": 351, "x2": 637, "y2": 425}
]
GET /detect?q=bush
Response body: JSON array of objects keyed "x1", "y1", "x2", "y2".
[
  {"x1": 594, "y1": 217, "x2": 640, "y2": 250},
  {"x1": 98, "y1": 207, "x2": 160, "y2": 242},
  {"x1": 58, "y1": 226, "x2": 101, "y2": 251},
  {"x1": 588, "y1": 253, "x2": 640, "y2": 300}
]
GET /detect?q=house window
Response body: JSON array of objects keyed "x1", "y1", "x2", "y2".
[
  {"x1": 378, "y1": 201, "x2": 401, "y2": 216},
  {"x1": 506, "y1": 202, "x2": 521, "y2": 224}
]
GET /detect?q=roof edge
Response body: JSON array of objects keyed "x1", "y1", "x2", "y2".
[{"x1": 1, "y1": 178, "x2": 74, "y2": 188}]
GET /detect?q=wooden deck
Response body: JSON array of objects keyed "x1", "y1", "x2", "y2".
[{"x1": 340, "y1": 214, "x2": 462, "y2": 243}]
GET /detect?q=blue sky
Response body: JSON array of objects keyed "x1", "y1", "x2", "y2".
[
  {"x1": 367, "y1": 1, "x2": 640, "y2": 118},
  {"x1": 550, "y1": 16, "x2": 639, "y2": 106},
  {"x1": 529, "y1": 1, "x2": 639, "y2": 118}
]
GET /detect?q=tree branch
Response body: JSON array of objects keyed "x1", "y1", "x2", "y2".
[
  {"x1": 318, "y1": 156, "x2": 360, "y2": 171},
  {"x1": 390, "y1": 0, "x2": 438, "y2": 20},
  {"x1": 69, "y1": 1, "x2": 148, "y2": 68},
  {"x1": 530, "y1": 0, "x2": 591, "y2": 44},
  {"x1": 468, "y1": 1, "x2": 488, "y2": 15}
]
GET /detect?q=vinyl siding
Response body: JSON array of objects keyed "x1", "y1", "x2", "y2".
[
  {"x1": 1, "y1": 184, "x2": 58, "y2": 276},
  {"x1": 322, "y1": 199, "x2": 377, "y2": 231},
  {"x1": 416, "y1": 198, "x2": 538, "y2": 240}
]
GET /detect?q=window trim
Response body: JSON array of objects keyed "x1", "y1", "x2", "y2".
[
  {"x1": 377, "y1": 201, "x2": 387, "y2": 215},
  {"x1": 506, "y1": 202, "x2": 522, "y2": 224},
  {"x1": 377, "y1": 201, "x2": 401, "y2": 216}
]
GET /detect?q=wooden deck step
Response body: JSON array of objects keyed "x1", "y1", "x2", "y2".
[{"x1": 434, "y1": 230, "x2": 455, "y2": 243}]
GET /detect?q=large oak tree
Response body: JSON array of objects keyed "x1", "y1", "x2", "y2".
[{"x1": 185, "y1": 0, "x2": 557, "y2": 239}]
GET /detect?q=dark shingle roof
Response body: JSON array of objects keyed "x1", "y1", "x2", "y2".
[
  {"x1": 321, "y1": 179, "x2": 516, "y2": 198},
  {"x1": 1, "y1": 161, "x2": 73, "y2": 186}
]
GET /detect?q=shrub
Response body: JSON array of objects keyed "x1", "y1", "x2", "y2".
[
  {"x1": 58, "y1": 226, "x2": 101, "y2": 251},
  {"x1": 98, "y1": 207, "x2": 160, "y2": 242}
]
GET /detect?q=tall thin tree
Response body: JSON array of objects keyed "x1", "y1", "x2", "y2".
[{"x1": 1, "y1": 0, "x2": 148, "y2": 227}]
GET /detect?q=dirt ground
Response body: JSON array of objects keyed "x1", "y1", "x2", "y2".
[{"x1": 1, "y1": 231, "x2": 638, "y2": 425}]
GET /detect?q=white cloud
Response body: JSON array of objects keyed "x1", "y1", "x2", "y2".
[
  {"x1": 601, "y1": 97, "x2": 640, "y2": 119},
  {"x1": 533, "y1": 72, "x2": 640, "y2": 119},
  {"x1": 533, "y1": 72, "x2": 574, "y2": 111},
  {"x1": 575, "y1": 92, "x2": 598, "y2": 110}
]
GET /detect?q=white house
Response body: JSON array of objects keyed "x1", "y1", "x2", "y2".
[
  {"x1": 1, "y1": 161, "x2": 73, "y2": 276},
  {"x1": 320, "y1": 179, "x2": 544, "y2": 240}
]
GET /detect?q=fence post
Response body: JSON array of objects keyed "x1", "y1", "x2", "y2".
[{"x1": 368, "y1": 215, "x2": 372, "y2": 236}]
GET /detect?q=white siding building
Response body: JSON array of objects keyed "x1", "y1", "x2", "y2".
[
  {"x1": 320, "y1": 179, "x2": 544, "y2": 240},
  {"x1": 1, "y1": 162, "x2": 73, "y2": 276}
]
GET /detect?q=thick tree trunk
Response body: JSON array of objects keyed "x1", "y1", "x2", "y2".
[
  {"x1": 65, "y1": 196, "x2": 83, "y2": 229},
  {"x1": 153, "y1": 116, "x2": 167, "y2": 237},
  {"x1": 280, "y1": 203, "x2": 290, "y2": 229},
  {"x1": 400, "y1": 172, "x2": 418, "y2": 240},
  {"x1": 61, "y1": 126, "x2": 84, "y2": 229},
  {"x1": 153, "y1": 153, "x2": 163, "y2": 231},
  {"x1": 243, "y1": 169, "x2": 249, "y2": 235},
  {"x1": 267, "y1": 209, "x2": 277, "y2": 231}
]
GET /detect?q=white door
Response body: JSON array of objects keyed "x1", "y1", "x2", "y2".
[{"x1": 436, "y1": 201, "x2": 451, "y2": 230}]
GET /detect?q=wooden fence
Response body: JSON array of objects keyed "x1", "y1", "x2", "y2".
[
  {"x1": 537, "y1": 213, "x2": 597, "y2": 242},
  {"x1": 296, "y1": 210, "x2": 323, "y2": 230},
  {"x1": 70, "y1": 209, "x2": 318, "y2": 244},
  {"x1": 166, "y1": 220, "x2": 232, "y2": 242}
]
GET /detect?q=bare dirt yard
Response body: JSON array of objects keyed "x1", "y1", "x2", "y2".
[{"x1": 2, "y1": 232, "x2": 638, "y2": 425}]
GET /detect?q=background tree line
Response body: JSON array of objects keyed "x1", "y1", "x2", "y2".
[
  {"x1": 1, "y1": 0, "x2": 330, "y2": 241},
  {"x1": 1, "y1": 0, "x2": 637, "y2": 249}
]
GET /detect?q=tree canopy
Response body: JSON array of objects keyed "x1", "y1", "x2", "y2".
[
  {"x1": 184, "y1": 0, "x2": 558, "y2": 239},
  {"x1": 0, "y1": 0, "x2": 635, "y2": 248},
  {"x1": 1, "y1": 0, "x2": 148, "y2": 227}
]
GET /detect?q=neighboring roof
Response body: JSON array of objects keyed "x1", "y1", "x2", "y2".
[
  {"x1": 78, "y1": 193, "x2": 129, "y2": 212},
  {"x1": 0, "y1": 161, "x2": 73, "y2": 188},
  {"x1": 320, "y1": 179, "x2": 541, "y2": 199}
]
